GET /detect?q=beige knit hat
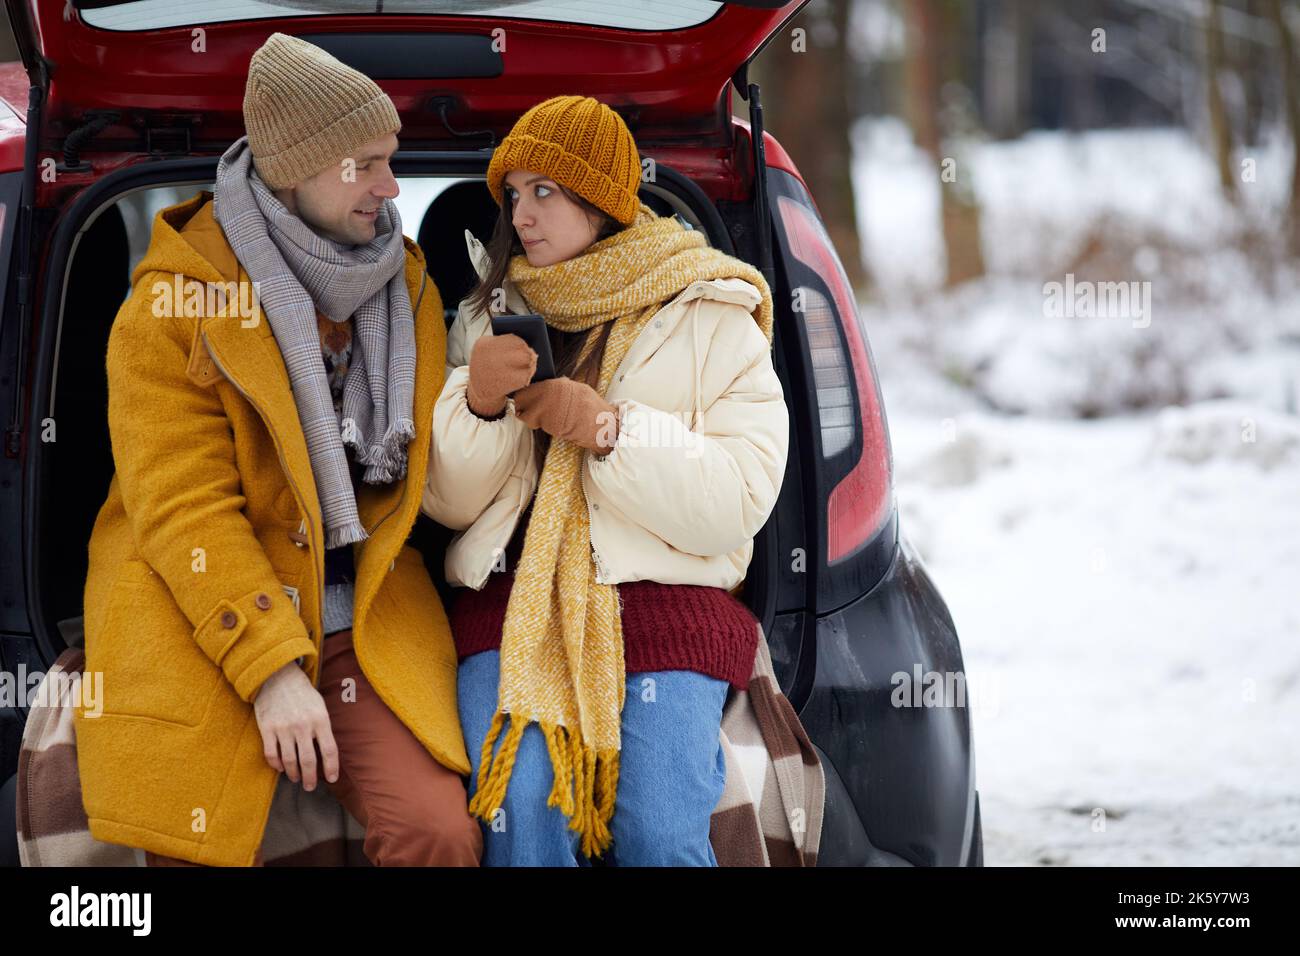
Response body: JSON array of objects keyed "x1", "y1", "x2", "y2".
[{"x1": 243, "y1": 32, "x2": 401, "y2": 189}]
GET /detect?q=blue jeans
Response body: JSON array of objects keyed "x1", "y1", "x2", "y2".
[{"x1": 457, "y1": 649, "x2": 729, "y2": 866}]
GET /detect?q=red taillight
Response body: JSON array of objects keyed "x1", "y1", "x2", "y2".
[{"x1": 776, "y1": 195, "x2": 892, "y2": 563}]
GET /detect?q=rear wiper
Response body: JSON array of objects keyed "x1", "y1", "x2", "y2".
[{"x1": 429, "y1": 96, "x2": 496, "y2": 148}]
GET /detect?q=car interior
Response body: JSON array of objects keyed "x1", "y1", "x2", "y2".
[{"x1": 36, "y1": 176, "x2": 695, "y2": 654}]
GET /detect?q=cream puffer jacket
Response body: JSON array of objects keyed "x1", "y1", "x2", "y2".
[{"x1": 420, "y1": 229, "x2": 790, "y2": 592}]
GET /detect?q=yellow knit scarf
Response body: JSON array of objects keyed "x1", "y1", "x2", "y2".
[{"x1": 465, "y1": 202, "x2": 774, "y2": 858}]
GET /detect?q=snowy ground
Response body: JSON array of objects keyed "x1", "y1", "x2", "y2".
[{"x1": 853, "y1": 120, "x2": 1300, "y2": 865}]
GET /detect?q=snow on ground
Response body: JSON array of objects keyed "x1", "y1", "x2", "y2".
[
  {"x1": 885, "y1": 396, "x2": 1300, "y2": 866},
  {"x1": 853, "y1": 120, "x2": 1300, "y2": 865}
]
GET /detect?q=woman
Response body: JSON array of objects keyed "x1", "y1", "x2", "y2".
[{"x1": 421, "y1": 95, "x2": 789, "y2": 866}]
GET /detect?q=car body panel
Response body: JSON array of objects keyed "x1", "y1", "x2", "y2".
[
  {"x1": 798, "y1": 534, "x2": 976, "y2": 866},
  {"x1": 5, "y1": 0, "x2": 805, "y2": 150}
]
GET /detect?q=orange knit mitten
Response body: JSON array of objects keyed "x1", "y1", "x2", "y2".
[
  {"x1": 467, "y1": 333, "x2": 537, "y2": 418},
  {"x1": 512, "y1": 377, "x2": 619, "y2": 454}
]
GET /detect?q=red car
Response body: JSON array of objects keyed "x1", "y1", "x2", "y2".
[{"x1": 0, "y1": 0, "x2": 980, "y2": 867}]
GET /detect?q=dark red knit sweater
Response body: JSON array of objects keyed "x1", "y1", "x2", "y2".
[{"x1": 449, "y1": 501, "x2": 760, "y2": 690}]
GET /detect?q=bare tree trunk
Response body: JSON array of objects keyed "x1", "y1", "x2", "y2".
[
  {"x1": 1205, "y1": 0, "x2": 1239, "y2": 200},
  {"x1": 752, "y1": 0, "x2": 868, "y2": 294},
  {"x1": 904, "y1": 0, "x2": 942, "y2": 157},
  {"x1": 904, "y1": 0, "x2": 986, "y2": 287},
  {"x1": 1235, "y1": 0, "x2": 1269, "y2": 147},
  {"x1": 983, "y1": 0, "x2": 1030, "y2": 139},
  {"x1": 823, "y1": 0, "x2": 869, "y2": 293},
  {"x1": 1266, "y1": 0, "x2": 1300, "y2": 251}
]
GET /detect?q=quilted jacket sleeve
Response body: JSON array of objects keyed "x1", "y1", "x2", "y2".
[{"x1": 420, "y1": 299, "x2": 535, "y2": 531}]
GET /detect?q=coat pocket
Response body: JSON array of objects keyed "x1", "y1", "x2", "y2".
[{"x1": 90, "y1": 560, "x2": 225, "y2": 728}]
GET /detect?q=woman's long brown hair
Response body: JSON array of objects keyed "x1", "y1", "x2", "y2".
[{"x1": 465, "y1": 179, "x2": 626, "y2": 471}]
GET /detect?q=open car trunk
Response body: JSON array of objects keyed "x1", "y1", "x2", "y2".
[
  {"x1": 5, "y1": 0, "x2": 806, "y2": 155},
  {"x1": 29, "y1": 156, "x2": 783, "y2": 671}
]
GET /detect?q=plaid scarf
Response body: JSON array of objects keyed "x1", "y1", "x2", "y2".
[
  {"x1": 466, "y1": 202, "x2": 775, "y2": 858},
  {"x1": 213, "y1": 136, "x2": 416, "y2": 547}
]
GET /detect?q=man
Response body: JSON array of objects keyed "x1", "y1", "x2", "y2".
[{"x1": 75, "y1": 33, "x2": 480, "y2": 866}]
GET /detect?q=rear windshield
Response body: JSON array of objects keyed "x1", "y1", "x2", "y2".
[{"x1": 79, "y1": 1, "x2": 725, "y2": 33}]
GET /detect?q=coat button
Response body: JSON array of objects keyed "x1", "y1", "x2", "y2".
[
  {"x1": 592, "y1": 502, "x2": 599, "y2": 510},
  {"x1": 255, "y1": 592, "x2": 272, "y2": 610},
  {"x1": 220, "y1": 610, "x2": 237, "y2": 629}
]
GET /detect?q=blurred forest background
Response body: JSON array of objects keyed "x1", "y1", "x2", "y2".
[
  {"x1": 747, "y1": 1, "x2": 1300, "y2": 867},
  {"x1": 744, "y1": 0, "x2": 1299, "y2": 417},
  {"x1": 759, "y1": 0, "x2": 1300, "y2": 277}
]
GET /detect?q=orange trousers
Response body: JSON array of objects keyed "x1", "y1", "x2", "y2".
[{"x1": 146, "y1": 627, "x2": 482, "y2": 867}]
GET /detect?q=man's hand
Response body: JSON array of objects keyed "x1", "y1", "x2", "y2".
[
  {"x1": 253, "y1": 662, "x2": 339, "y2": 791},
  {"x1": 512, "y1": 376, "x2": 620, "y2": 454}
]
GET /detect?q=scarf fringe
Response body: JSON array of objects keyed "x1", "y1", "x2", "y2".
[
  {"x1": 467, "y1": 710, "x2": 621, "y2": 860},
  {"x1": 360, "y1": 416, "x2": 415, "y2": 484},
  {"x1": 325, "y1": 520, "x2": 368, "y2": 548}
]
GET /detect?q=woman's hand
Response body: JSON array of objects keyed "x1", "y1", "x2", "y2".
[
  {"x1": 467, "y1": 333, "x2": 538, "y2": 418},
  {"x1": 512, "y1": 376, "x2": 619, "y2": 454}
]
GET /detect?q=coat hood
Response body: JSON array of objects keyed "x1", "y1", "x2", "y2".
[{"x1": 131, "y1": 191, "x2": 241, "y2": 289}]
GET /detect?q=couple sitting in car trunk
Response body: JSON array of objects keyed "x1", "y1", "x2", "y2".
[{"x1": 76, "y1": 32, "x2": 790, "y2": 867}]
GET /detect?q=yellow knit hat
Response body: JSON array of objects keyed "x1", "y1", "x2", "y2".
[
  {"x1": 243, "y1": 33, "x2": 401, "y2": 190},
  {"x1": 486, "y1": 95, "x2": 642, "y2": 226}
]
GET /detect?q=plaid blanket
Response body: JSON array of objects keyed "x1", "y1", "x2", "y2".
[{"x1": 18, "y1": 627, "x2": 822, "y2": 867}]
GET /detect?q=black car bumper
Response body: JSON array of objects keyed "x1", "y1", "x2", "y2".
[{"x1": 794, "y1": 533, "x2": 978, "y2": 866}]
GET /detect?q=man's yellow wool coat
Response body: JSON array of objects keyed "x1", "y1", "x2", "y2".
[{"x1": 74, "y1": 191, "x2": 469, "y2": 867}]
